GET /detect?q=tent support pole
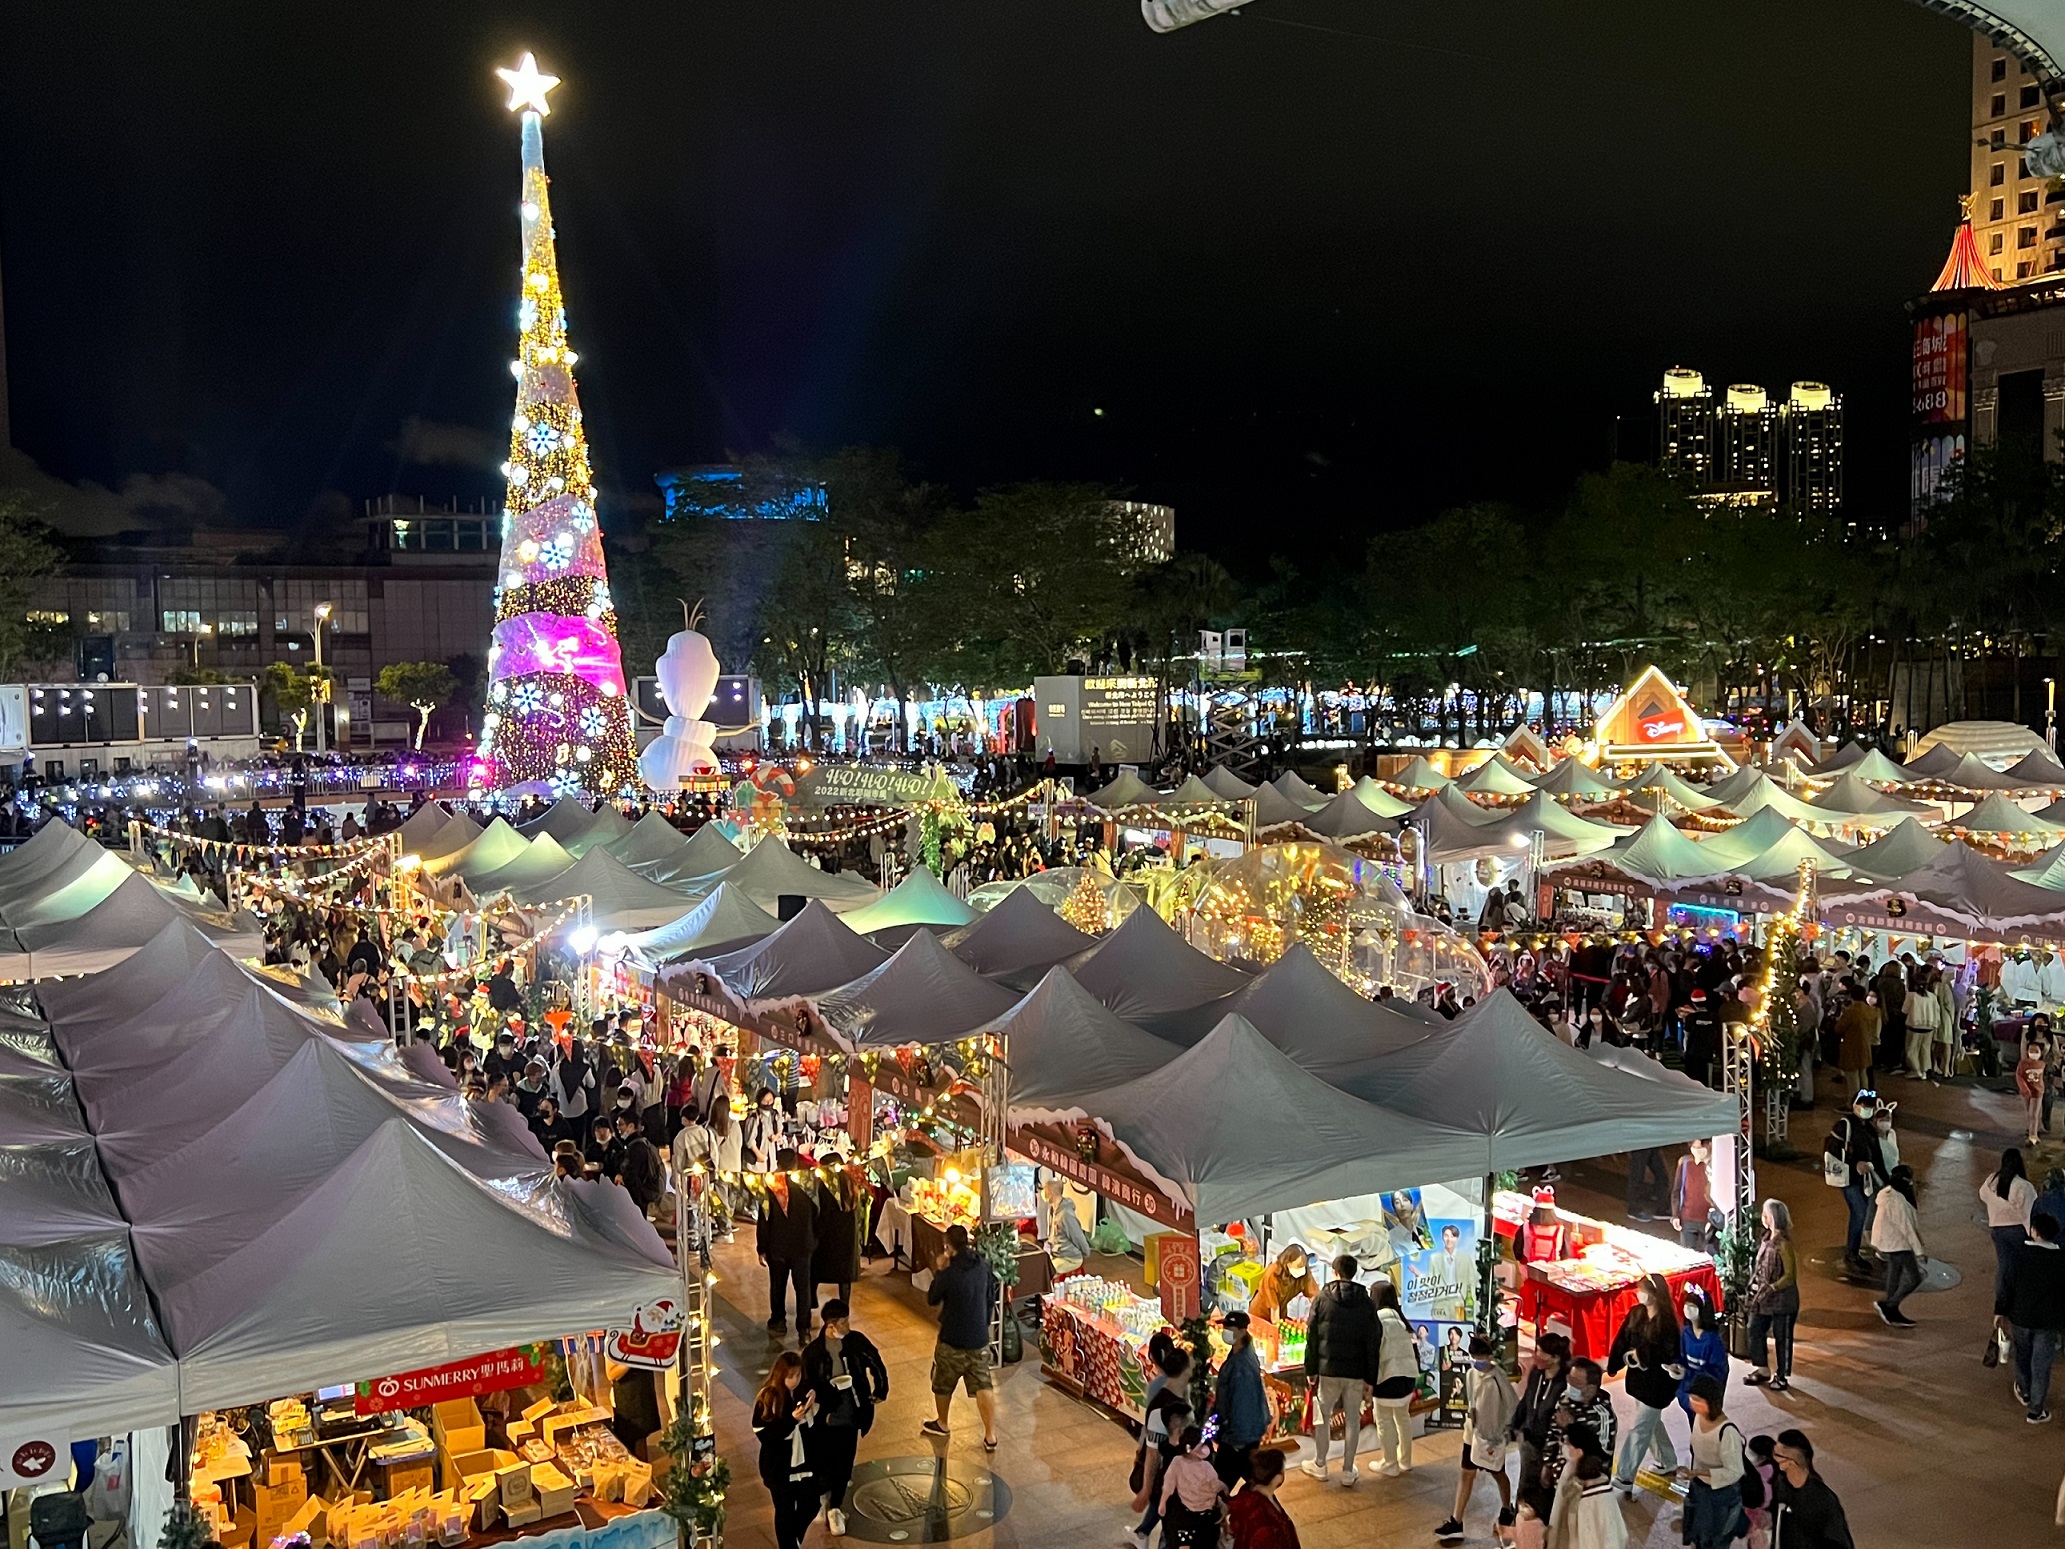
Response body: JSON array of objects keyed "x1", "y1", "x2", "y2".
[{"x1": 1477, "y1": 1172, "x2": 1500, "y2": 1346}]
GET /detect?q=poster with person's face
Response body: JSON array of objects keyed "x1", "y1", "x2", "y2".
[
  {"x1": 1437, "y1": 1323, "x2": 1470, "y2": 1416},
  {"x1": 1383, "y1": 1189, "x2": 1433, "y2": 1256},
  {"x1": 1402, "y1": 1219, "x2": 1477, "y2": 1325}
]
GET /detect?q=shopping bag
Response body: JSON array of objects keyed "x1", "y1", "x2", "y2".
[{"x1": 1983, "y1": 1328, "x2": 2007, "y2": 1368}]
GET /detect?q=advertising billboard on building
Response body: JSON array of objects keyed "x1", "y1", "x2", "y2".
[{"x1": 1912, "y1": 310, "x2": 1967, "y2": 425}]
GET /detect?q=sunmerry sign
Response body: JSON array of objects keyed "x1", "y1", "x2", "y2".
[{"x1": 354, "y1": 1344, "x2": 550, "y2": 1415}]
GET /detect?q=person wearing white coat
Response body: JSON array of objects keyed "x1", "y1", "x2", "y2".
[
  {"x1": 1570, "y1": 1465, "x2": 1628, "y2": 1549},
  {"x1": 1369, "y1": 1281, "x2": 1420, "y2": 1475},
  {"x1": 1868, "y1": 1166, "x2": 1926, "y2": 1328}
]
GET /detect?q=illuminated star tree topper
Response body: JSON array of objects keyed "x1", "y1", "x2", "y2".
[{"x1": 480, "y1": 52, "x2": 642, "y2": 797}]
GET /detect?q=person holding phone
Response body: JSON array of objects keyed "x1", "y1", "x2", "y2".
[
  {"x1": 754, "y1": 1352, "x2": 820, "y2": 1549},
  {"x1": 803, "y1": 1300, "x2": 889, "y2": 1538}
]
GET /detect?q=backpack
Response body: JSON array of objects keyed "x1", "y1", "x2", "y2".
[{"x1": 1725, "y1": 1425, "x2": 1765, "y2": 1509}]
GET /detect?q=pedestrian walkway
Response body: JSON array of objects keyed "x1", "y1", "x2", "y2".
[{"x1": 705, "y1": 1065, "x2": 2062, "y2": 1546}]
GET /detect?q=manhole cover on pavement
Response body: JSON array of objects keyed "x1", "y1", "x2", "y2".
[{"x1": 841, "y1": 1456, "x2": 1011, "y2": 1543}]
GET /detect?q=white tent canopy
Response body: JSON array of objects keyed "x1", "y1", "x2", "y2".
[
  {"x1": 1201, "y1": 766, "x2": 1258, "y2": 800},
  {"x1": 841, "y1": 866, "x2": 976, "y2": 936},
  {"x1": 0, "y1": 871, "x2": 262, "y2": 979},
  {"x1": 1251, "y1": 783, "x2": 1325, "y2": 830},
  {"x1": 1270, "y1": 771, "x2": 1329, "y2": 809},
  {"x1": 465, "y1": 833, "x2": 578, "y2": 897},
  {"x1": 512, "y1": 846, "x2": 708, "y2": 931},
  {"x1": 698, "y1": 839, "x2": 881, "y2": 915}
]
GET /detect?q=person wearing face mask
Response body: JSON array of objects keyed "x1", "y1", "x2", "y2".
[
  {"x1": 1606, "y1": 1275, "x2": 1680, "y2": 1498},
  {"x1": 1768, "y1": 1430, "x2": 1853, "y2": 1549},
  {"x1": 1542, "y1": 1360, "x2": 1615, "y2": 1495},
  {"x1": 1676, "y1": 1289, "x2": 1728, "y2": 1424},
  {"x1": 1833, "y1": 980, "x2": 1879, "y2": 1096},
  {"x1": 744, "y1": 1088, "x2": 785, "y2": 1174},
  {"x1": 1510, "y1": 1331, "x2": 1571, "y2": 1491},
  {"x1": 1829, "y1": 1090, "x2": 1888, "y2": 1276},
  {"x1": 1434, "y1": 1333, "x2": 1516, "y2": 1541}
]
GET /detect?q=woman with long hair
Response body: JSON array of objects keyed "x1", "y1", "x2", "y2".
[
  {"x1": 1369, "y1": 1279, "x2": 1420, "y2": 1476},
  {"x1": 1742, "y1": 1199, "x2": 1800, "y2": 1391},
  {"x1": 1678, "y1": 1376, "x2": 1748, "y2": 1549},
  {"x1": 753, "y1": 1352, "x2": 820, "y2": 1549},
  {"x1": 1604, "y1": 1273, "x2": 1680, "y2": 1496},
  {"x1": 1675, "y1": 1287, "x2": 1728, "y2": 1420},
  {"x1": 1870, "y1": 1164, "x2": 1927, "y2": 1328},
  {"x1": 1980, "y1": 1146, "x2": 2037, "y2": 1307}
]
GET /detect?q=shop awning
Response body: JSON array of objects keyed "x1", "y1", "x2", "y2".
[
  {"x1": 561, "y1": 805, "x2": 635, "y2": 857},
  {"x1": 1138, "y1": 942, "x2": 1436, "y2": 1082},
  {"x1": 625, "y1": 882, "x2": 775, "y2": 965},
  {"x1": 1615, "y1": 763, "x2": 1721, "y2": 812},
  {"x1": 940, "y1": 885, "x2": 1097, "y2": 979},
  {"x1": 395, "y1": 801, "x2": 457, "y2": 855},
  {"x1": 509, "y1": 845, "x2": 706, "y2": 932},
  {"x1": 693, "y1": 838, "x2": 881, "y2": 915},
  {"x1": 517, "y1": 796, "x2": 606, "y2": 846},
  {"x1": 1339, "y1": 991, "x2": 1740, "y2": 1170},
  {"x1": 1063, "y1": 903, "x2": 1252, "y2": 1018},
  {"x1": 815, "y1": 930, "x2": 1024, "y2": 1048},
  {"x1": 0, "y1": 871, "x2": 262, "y2": 979},
  {"x1": 1201, "y1": 766, "x2": 1258, "y2": 800},
  {"x1": 1251, "y1": 782, "x2": 1324, "y2": 830},
  {"x1": 1297, "y1": 788, "x2": 1401, "y2": 840},
  {"x1": 693, "y1": 899, "x2": 891, "y2": 1004},
  {"x1": 426, "y1": 816, "x2": 528, "y2": 880},
  {"x1": 1385, "y1": 756, "x2": 1452, "y2": 793},
  {"x1": 1024, "y1": 1014, "x2": 1487, "y2": 1224},
  {"x1": 1454, "y1": 755, "x2": 1537, "y2": 797},
  {"x1": 0, "y1": 1229, "x2": 182, "y2": 1439},
  {"x1": 2008, "y1": 747, "x2": 2065, "y2": 790},
  {"x1": 464, "y1": 833, "x2": 577, "y2": 897},
  {"x1": 1270, "y1": 771, "x2": 1330, "y2": 810},
  {"x1": 34, "y1": 919, "x2": 223, "y2": 1027},
  {"x1": 840, "y1": 866, "x2": 976, "y2": 935},
  {"x1": 979, "y1": 967, "x2": 1178, "y2": 1108},
  {"x1": 1530, "y1": 759, "x2": 1620, "y2": 801},
  {"x1": 1835, "y1": 816, "x2": 1949, "y2": 883},
  {"x1": 1084, "y1": 770, "x2": 1162, "y2": 810},
  {"x1": 1821, "y1": 838, "x2": 2065, "y2": 934},
  {"x1": 1950, "y1": 791, "x2": 2065, "y2": 838},
  {"x1": 1806, "y1": 773, "x2": 1938, "y2": 817}
]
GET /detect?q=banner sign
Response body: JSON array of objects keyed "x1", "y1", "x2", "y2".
[
  {"x1": 354, "y1": 1344, "x2": 550, "y2": 1415},
  {"x1": 1012, "y1": 1121, "x2": 1193, "y2": 1231},
  {"x1": 795, "y1": 764, "x2": 954, "y2": 808},
  {"x1": 1157, "y1": 1234, "x2": 1201, "y2": 1322}
]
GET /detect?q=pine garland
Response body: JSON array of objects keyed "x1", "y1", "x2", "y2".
[{"x1": 656, "y1": 1414, "x2": 729, "y2": 1544}]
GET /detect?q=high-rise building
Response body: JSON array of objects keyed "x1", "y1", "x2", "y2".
[
  {"x1": 1968, "y1": 32, "x2": 2065, "y2": 285},
  {"x1": 1779, "y1": 381, "x2": 1844, "y2": 519},
  {"x1": 1656, "y1": 367, "x2": 1714, "y2": 486},
  {"x1": 1106, "y1": 501, "x2": 1175, "y2": 568},
  {"x1": 1713, "y1": 384, "x2": 1778, "y2": 501}
]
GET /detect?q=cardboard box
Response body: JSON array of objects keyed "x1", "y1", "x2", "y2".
[
  {"x1": 528, "y1": 1465, "x2": 576, "y2": 1520},
  {"x1": 441, "y1": 1448, "x2": 516, "y2": 1495},
  {"x1": 380, "y1": 1461, "x2": 435, "y2": 1499},
  {"x1": 500, "y1": 1500, "x2": 542, "y2": 1530},
  {"x1": 264, "y1": 1455, "x2": 306, "y2": 1489},
  {"x1": 493, "y1": 1461, "x2": 532, "y2": 1508},
  {"x1": 520, "y1": 1398, "x2": 557, "y2": 1424},
  {"x1": 219, "y1": 1513, "x2": 254, "y2": 1549},
  {"x1": 504, "y1": 1420, "x2": 535, "y2": 1448},
  {"x1": 280, "y1": 1498, "x2": 325, "y2": 1546},
  {"x1": 430, "y1": 1400, "x2": 485, "y2": 1457},
  {"x1": 538, "y1": 1406, "x2": 609, "y2": 1447}
]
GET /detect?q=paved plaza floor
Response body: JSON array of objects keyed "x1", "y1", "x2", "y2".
[{"x1": 705, "y1": 1064, "x2": 2064, "y2": 1546}]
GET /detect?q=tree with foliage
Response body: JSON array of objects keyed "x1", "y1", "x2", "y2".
[
  {"x1": 377, "y1": 661, "x2": 459, "y2": 749},
  {"x1": 0, "y1": 491, "x2": 65, "y2": 681},
  {"x1": 263, "y1": 662, "x2": 330, "y2": 751}
]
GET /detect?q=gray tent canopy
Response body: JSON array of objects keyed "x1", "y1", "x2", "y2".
[
  {"x1": 1064, "y1": 903, "x2": 1251, "y2": 1018},
  {"x1": 693, "y1": 899, "x2": 891, "y2": 1004},
  {"x1": 941, "y1": 885, "x2": 1097, "y2": 979},
  {"x1": 814, "y1": 929, "x2": 1025, "y2": 1048},
  {"x1": 1339, "y1": 990, "x2": 1740, "y2": 1171},
  {"x1": 973, "y1": 967, "x2": 1179, "y2": 1108},
  {"x1": 1022, "y1": 1013, "x2": 1487, "y2": 1224}
]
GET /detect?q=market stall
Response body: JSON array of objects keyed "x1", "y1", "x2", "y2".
[{"x1": 1492, "y1": 1190, "x2": 1721, "y2": 1362}]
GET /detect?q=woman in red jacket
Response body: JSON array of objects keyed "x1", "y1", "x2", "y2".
[{"x1": 1226, "y1": 1449, "x2": 1301, "y2": 1549}]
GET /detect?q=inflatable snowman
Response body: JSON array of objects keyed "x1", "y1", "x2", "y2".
[{"x1": 637, "y1": 626, "x2": 721, "y2": 792}]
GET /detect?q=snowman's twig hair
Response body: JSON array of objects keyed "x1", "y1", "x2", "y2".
[{"x1": 680, "y1": 598, "x2": 706, "y2": 632}]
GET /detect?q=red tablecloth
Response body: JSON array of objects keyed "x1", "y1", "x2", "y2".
[{"x1": 1517, "y1": 1263, "x2": 1724, "y2": 1364}]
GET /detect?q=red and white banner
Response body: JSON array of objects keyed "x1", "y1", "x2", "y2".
[
  {"x1": 1, "y1": 1433, "x2": 68, "y2": 1488},
  {"x1": 353, "y1": 1344, "x2": 549, "y2": 1415}
]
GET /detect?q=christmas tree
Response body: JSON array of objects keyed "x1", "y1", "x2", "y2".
[{"x1": 479, "y1": 54, "x2": 641, "y2": 796}]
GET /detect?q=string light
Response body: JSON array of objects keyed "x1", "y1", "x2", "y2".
[{"x1": 136, "y1": 821, "x2": 393, "y2": 863}]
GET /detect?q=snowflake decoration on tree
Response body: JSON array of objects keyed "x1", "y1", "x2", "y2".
[
  {"x1": 579, "y1": 704, "x2": 607, "y2": 739},
  {"x1": 568, "y1": 501, "x2": 596, "y2": 533},
  {"x1": 550, "y1": 768, "x2": 584, "y2": 796},
  {"x1": 510, "y1": 682, "x2": 544, "y2": 714},
  {"x1": 526, "y1": 422, "x2": 561, "y2": 458},
  {"x1": 518, "y1": 298, "x2": 538, "y2": 333},
  {"x1": 541, "y1": 533, "x2": 575, "y2": 568}
]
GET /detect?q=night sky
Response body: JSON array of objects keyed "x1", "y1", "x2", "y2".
[{"x1": 0, "y1": 1, "x2": 1970, "y2": 570}]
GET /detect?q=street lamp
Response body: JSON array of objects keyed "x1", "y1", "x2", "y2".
[
  {"x1": 190, "y1": 622, "x2": 213, "y2": 667},
  {"x1": 313, "y1": 602, "x2": 334, "y2": 754}
]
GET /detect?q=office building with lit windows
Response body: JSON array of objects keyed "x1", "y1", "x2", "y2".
[
  {"x1": 1780, "y1": 382, "x2": 1844, "y2": 517},
  {"x1": 1712, "y1": 384, "x2": 1778, "y2": 503},
  {"x1": 1968, "y1": 32, "x2": 2065, "y2": 284}
]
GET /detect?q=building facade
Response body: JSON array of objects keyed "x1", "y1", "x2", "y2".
[
  {"x1": 1968, "y1": 32, "x2": 2065, "y2": 286},
  {"x1": 1657, "y1": 368, "x2": 1843, "y2": 517},
  {"x1": 27, "y1": 496, "x2": 498, "y2": 744},
  {"x1": 1779, "y1": 382, "x2": 1845, "y2": 519},
  {"x1": 1712, "y1": 384, "x2": 1778, "y2": 503},
  {"x1": 1656, "y1": 367, "x2": 1715, "y2": 486}
]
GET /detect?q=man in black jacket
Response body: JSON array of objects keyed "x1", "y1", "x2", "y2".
[
  {"x1": 757, "y1": 1149, "x2": 819, "y2": 1336},
  {"x1": 1995, "y1": 1209, "x2": 2065, "y2": 1422},
  {"x1": 1769, "y1": 1430, "x2": 1854, "y2": 1548},
  {"x1": 613, "y1": 1112, "x2": 665, "y2": 1220},
  {"x1": 1299, "y1": 1255, "x2": 1379, "y2": 1485},
  {"x1": 802, "y1": 1298, "x2": 890, "y2": 1538}
]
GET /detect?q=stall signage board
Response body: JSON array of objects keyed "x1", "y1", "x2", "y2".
[
  {"x1": 1012, "y1": 1121, "x2": 1192, "y2": 1231},
  {"x1": 0, "y1": 1433, "x2": 66, "y2": 1489},
  {"x1": 605, "y1": 1297, "x2": 686, "y2": 1371},
  {"x1": 848, "y1": 1075, "x2": 874, "y2": 1152},
  {"x1": 354, "y1": 1344, "x2": 549, "y2": 1415},
  {"x1": 1157, "y1": 1236, "x2": 1201, "y2": 1323},
  {"x1": 796, "y1": 764, "x2": 948, "y2": 808}
]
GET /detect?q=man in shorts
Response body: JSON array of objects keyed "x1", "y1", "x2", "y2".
[{"x1": 921, "y1": 1224, "x2": 999, "y2": 1449}]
